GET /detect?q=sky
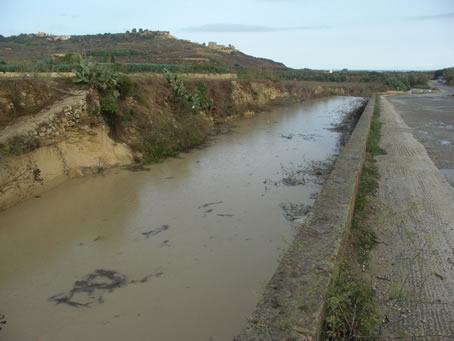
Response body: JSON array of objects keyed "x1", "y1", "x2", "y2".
[{"x1": 1, "y1": 0, "x2": 453, "y2": 70}]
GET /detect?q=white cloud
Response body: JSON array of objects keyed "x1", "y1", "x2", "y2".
[
  {"x1": 180, "y1": 23, "x2": 333, "y2": 33},
  {"x1": 409, "y1": 12, "x2": 454, "y2": 21}
]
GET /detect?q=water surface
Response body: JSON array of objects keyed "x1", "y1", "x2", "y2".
[{"x1": 0, "y1": 96, "x2": 362, "y2": 341}]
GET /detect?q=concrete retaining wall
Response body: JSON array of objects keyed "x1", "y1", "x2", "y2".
[{"x1": 236, "y1": 95, "x2": 376, "y2": 341}]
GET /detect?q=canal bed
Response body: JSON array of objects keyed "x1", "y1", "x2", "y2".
[{"x1": 0, "y1": 96, "x2": 364, "y2": 341}]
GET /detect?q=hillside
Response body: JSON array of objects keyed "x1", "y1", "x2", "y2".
[{"x1": 0, "y1": 30, "x2": 286, "y2": 69}]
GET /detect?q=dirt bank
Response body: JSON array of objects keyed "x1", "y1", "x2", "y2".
[
  {"x1": 0, "y1": 89, "x2": 133, "y2": 209},
  {"x1": 0, "y1": 76, "x2": 378, "y2": 210},
  {"x1": 361, "y1": 96, "x2": 454, "y2": 339}
]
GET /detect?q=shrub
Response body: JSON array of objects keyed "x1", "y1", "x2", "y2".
[
  {"x1": 164, "y1": 69, "x2": 212, "y2": 113},
  {"x1": 117, "y1": 75, "x2": 132, "y2": 99},
  {"x1": 73, "y1": 60, "x2": 120, "y2": 96},
  {"x1": 61, "y1": 52, "x2": 82, "y2": 64},
  {"x1": 73, "y1": 60, "x2": 134, "y2": 132}
]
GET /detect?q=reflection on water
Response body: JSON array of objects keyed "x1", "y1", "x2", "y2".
[{"x1": 0, "y1": 96, "x2": 362, "y2": 341}]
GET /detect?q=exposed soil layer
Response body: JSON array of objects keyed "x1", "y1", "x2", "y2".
[
  {"x1": 0, "y1": 78, "x2": 75, "y2": 127},
  {"x1": 362, "y1": 95, "x2": 454, "y2": 339}
]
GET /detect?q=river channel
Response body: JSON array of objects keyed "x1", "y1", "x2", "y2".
[{"x1": 0, "y1": 96, "x2": 363, "y2": 341}]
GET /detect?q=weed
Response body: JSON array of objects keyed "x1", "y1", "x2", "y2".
[
  {"x1": 366, "y1": 99, "x2": 387, "y2": 155},
  {"x1": 389, "y1": 282, "x2": 406, "y2": 301},
  {"x1": 254, "y1": 293, "x2": 264, "y2": 305},
  {"x1": 355, "y1": 166, "x2": 379, "y2": 213},
  {"x1": 323, "y1": 261, "x2": 378, "y2": 340},
  {"x1": 164, "y1": 70, "x2": 212, "y2": 113}
]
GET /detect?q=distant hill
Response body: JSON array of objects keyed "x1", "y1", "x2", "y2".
[{"x1": 0, "y1": 30, "x2": 286, "y2": 69}]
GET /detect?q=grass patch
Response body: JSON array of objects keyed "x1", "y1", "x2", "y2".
[
  {"x1": 366, "y1": 99, "x2": 387, "y2": 156},
  {"x1": 352, "y1": 164, "x2": 379, "y2": 263},
  {"x1": 324, "y1": 261, "x2": 378, "y2": 340},
  {"x1": 355, "y1": 165, "x2": 379, "y2": 213},
  {"x1": 323, "y1": 95, "x2": 386, "y2": 339}
]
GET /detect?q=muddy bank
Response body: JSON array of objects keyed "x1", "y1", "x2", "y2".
[{"x1": 0, "y1": 76, "x2": 374, "y2": 209}]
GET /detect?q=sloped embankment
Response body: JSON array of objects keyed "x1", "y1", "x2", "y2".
[{"x1": 0, "y1": 76, "x2": 377, "y2": 209}]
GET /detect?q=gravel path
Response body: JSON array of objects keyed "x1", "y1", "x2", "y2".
[{"x1": 364, "y1": 95, "x2": 454, "y2": 340}]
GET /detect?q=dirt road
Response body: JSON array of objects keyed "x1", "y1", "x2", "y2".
[{"x1": 364, "y1": 93, "x2": 454, "y2": 339}]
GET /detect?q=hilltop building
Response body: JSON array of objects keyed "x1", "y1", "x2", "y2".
[
  {"x1": 34, "y1": 32, "x2": 71, "y2": 41},
  {"x1": 207, "y1": 42, "x2": 236, "y2": 52},
  {"x1": 127, "y1": 30, "x2": 176, "y2": 39}
]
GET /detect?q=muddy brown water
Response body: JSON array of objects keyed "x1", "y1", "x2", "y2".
[{"x1": 0, "y1": 96, "x2": 363, "y2": 341}]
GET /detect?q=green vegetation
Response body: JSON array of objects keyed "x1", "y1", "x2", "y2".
[
  {"x1": 73, "y1": 60, "x2": 121, "y2": 94},
  {"x1": 352, "y1": 164, "x2": 379, "y2": 263},
  {"x1": 60, "y1": 52, "x2": 82, "y2": 64},
  {"x1": 140, "y1": 71, "x2": 212, "y2": 163},
  {"x1": 235, "y1": 67, "x2": 432, "y2": 91},
  {"x1": 87, "y1": 48, "x2": 144, "y2": 57},
  {"x1": 323, "y1": 97, "x2": 385, "y2": 339},
  {"x1": 164, "y1": 69, "x2": 212, "y2": 113},
  {"x1": 434, "y1": 67, "x2": 454, "y2": 85},
  {"x1": 143, "y1": 113, "x2": 208, "y2": 163},
  {"x1": 112, "y1": 63, "x2": 231, "y2": 74},
  {"x1": 73, "y1": 60, "x2": 132, "y2": 129},
  {"x1": 366, "y1": 100, "x2": 387, "y2": 156},
  {"x1": 324, "y1": 261, "x2": 378, "y2": 340},
  {"x1": 0, "y1": 62, "x2": 73, "y2": 73}
]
